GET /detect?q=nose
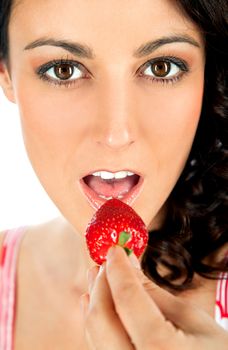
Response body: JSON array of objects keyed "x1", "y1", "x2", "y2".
[{"x1": 92, "y1": 78, "x2": 136, "y2": 150}]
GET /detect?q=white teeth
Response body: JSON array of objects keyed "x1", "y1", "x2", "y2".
[
  {"x1": 114, "y1": 171, "x2": 128, "y2": 179},
  {"x1": 92, "y1": 171, "x2": 101, "y2": 177},
  {"x1": 98, "y1": 195, "x2": 113, "y2": 200},
  {"x1": 92, "y1": 170, "x2": 135, "y2": 180},
  {"x1": 98, "y1": 194, "x2": 124, "y2": 200},
  {"x1": 101, "y1": 171, "x2": 115, "y2": 180}
]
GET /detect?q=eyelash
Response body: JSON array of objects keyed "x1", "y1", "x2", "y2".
[
  {"x1": 138, "y1": 56, "x2": 189, "y2": 85},
  {"x1": 36, "y1": 58, "x2": 87, "y2": 88},
  {"x1": 36, "y1": 56, "x2": 189, "y2": 88}
]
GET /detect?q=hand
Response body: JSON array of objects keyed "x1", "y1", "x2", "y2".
[{"x1": 81, "y1": 246, "x2": 228, "y2": 350}]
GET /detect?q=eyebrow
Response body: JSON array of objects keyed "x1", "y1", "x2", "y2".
[
  {"x1": 134, "y1": 34, "x2": 201, "y2": 57},
  {"x1": 24, "y1": 34, "x2": 201, "y2": 59},
  {"x1": 24, "y1": 37, "x2": 95, "y2": 59}
]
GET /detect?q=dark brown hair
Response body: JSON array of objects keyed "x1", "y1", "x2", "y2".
[
  {"x1": 142, "y1": 1, "x2": 228, "y2": 291},
  {"x1": 0, "y1": 0, "x2": 227, "y2": 291}
]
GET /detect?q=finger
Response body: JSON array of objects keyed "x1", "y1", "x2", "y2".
[
  {"x1": 80, "y1": 293, "x2": 97, "y2": 350},
  {"x1": 107, "y1": 247, "x2": 220, "y2": 338},
  {"x1": 143, "y1": 282, "x2": 220, "y2": 335},
  {"x1": 87, "y1": 265, "x2": 99, "y2": 294},
  {"x1": 144, "y1": 284, "x2": 228, "y2": 349},
  {"x1": 86, "y1": 264, "x2": 135, "y2": 350},
  {"x1": 80, "y1": 292, "x2": 90, "y2": 315},
  {"x1": 128, "y1": 253, "x2": 141, "y2": 269},
  {"x1": 127, "y1": 262, "x2": 218, "y2": 335},
  {"x1": 106, "y1": 246, "x2": 171, "y2": 349}
]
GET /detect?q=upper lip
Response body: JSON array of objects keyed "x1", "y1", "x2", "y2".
[{"x1": 81, "y1": 169, "x2": 143, "y2": 178}]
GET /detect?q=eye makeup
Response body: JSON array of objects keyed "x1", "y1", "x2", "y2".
[{"x1": 35, "y1": 54, "x2": 189, "y2": 88}]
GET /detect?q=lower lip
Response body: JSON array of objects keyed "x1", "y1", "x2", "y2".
[{"x1": 79, "y1": 176, "x2": 144, "y2": 210}]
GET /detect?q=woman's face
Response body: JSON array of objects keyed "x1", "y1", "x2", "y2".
[{"x1": 2, "y1": 0, "x2": 205, "y2": 233}]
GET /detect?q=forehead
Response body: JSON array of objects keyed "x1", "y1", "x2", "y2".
[{"x1": 10, "y1": 0, "x2": 203, "y2": 58}]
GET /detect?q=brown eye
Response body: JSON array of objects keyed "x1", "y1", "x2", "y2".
[
  {"x1": 140, "y1": 57, "x2": 187, "y2": 84},
  {"x1": 151, "y1": 61, "x2": 170, "y2": 77},
  {"x1": 54, "y1": 64, "x2": 74, "y2": 80}
]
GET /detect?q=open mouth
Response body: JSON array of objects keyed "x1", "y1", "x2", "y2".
[{"x1": 79, "y1": 170, "x2": 144, "y2": 210}]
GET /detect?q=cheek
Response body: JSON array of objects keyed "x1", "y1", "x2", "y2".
[
  {"x1": 15, "y1": 82, "x2": 91, "y2": 173},
  {"x1": 140, "y1": 79, "x2": 204, "y2": 161},
  {"x1": 135, "y1": 80, "x2": 204, "y2": 226}
]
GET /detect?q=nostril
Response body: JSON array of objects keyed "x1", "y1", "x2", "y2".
[{"x1": 95, "y1": 126, "x2": 136, "y2": 150}]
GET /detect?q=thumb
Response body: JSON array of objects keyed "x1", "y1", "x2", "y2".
[
  {"x1": 140, "y1": 276, "x2": 218, "y2": 334},
  {"x1": 127, "y1": 254, "x2": 217, "y2": 334}
]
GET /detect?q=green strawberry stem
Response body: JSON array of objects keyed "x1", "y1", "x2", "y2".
[
  {"x1": 118, "y1": 231, "x2": 133, "y2": 256},
  {"x1": 124, "y1": 247, "x2": 133, "y2": 256}
]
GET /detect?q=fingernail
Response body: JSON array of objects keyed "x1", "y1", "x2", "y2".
[
  {"x1": 97, "y1": 262, "x2": 105, "y2": 276},
  {"x1": 107, "y1": 246, "x2": 117, "y2": 260},
  {"x1": 129, "y1": 253, "x2": 141, "y2": 269},
  {"x1": 87, "y1": 266, "x2": 99, "y2": 293}
]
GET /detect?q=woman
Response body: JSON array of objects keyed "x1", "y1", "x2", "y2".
[{"x1": 0, "y1": 0, "x2": 227, "y2": 349}]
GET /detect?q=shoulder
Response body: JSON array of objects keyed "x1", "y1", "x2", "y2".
[
  {"x1": 21, "y1": 216, "x2": 76, "y2": 248},
  {"x1": 16, "y1": 216, "x2": 80, "y2": 265},
  {"x1": 0, "y1": 218, "x2": 68, "y2": 261},
  {"x1": 0, "y1": 218, "x2": 83, "y2": 280}
]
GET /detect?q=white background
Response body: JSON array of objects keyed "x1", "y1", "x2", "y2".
[{"x1": 0, "y1": 89, "x2": 60, "y2": 231}]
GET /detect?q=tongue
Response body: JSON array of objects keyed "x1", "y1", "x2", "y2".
[{"x1": 84, "y1": 175, "x2": 138, "y2": 197}]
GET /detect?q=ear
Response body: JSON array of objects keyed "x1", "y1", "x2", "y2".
[{"x1": 0, "y1": 61, "x2": 16, "y2": 103}]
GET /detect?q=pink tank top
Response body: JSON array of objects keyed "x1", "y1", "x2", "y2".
[
  {"x1": 0, "y1": 228, "x2": 26, "y2": 350},
  {"x1": 0, "y1": 228, "x2": 227, "y2": 349}
]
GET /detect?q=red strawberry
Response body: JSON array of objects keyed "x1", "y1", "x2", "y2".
[{"x1": 85, "y1": 198, "x2": 148, "y2": 265}]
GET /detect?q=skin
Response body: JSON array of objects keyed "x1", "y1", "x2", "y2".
[
  {"x1": 2, "y1": 0, "x2": 205, "y2": 232},
  {"x1": 84, "y1": 247, "x2": 228, "y2": 350},
  {"x1": 0, "y1": 0, "x2": 226, "y2": 349}
]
